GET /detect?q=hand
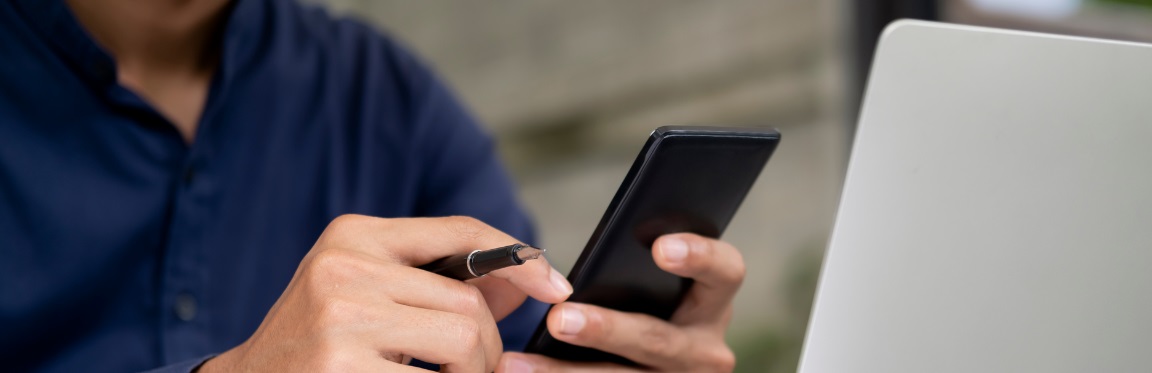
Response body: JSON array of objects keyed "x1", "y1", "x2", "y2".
[
  {"x1": 199, "y1": 215, "x2": 573, "y2": 373},
  {"x1": 499, "y1": 233, "x2": 743, "y2": 373}
]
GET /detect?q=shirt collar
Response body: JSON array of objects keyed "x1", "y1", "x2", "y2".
[
  {"x1": 11, "y1": 0, "x2": 117, "y2": 86},
  {"x1": 9, "y1": 0, "x2": 267, "y2": 92}
]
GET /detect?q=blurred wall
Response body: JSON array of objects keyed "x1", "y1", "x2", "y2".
[
  {"x1": 315, "y1": 1, "x2": 849, "y2": 371},
  {"x1": 946, "y1": 0, "x2": 1152, "y2": 42}
]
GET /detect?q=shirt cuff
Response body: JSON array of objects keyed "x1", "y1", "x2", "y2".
[{"x1": 140, "y1": 354, "x2": 217, "y2": 373}]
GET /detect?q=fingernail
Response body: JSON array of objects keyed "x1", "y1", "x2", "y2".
[
  {"x1": 549, "y1": 268, "x2": 572, "y2": 295},
  {"x1": 559, "y1": 307, "x2": 586, "y2": 335},
  {"x1": 661, "y1": 237, "x2": 689, "y2": 263},
  {"x1": 503, "y1": 355, "x2": 534, "y2": 373}
]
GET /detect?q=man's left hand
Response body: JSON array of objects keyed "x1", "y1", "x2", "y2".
[{"x1": 499, "y1": 233, "x2": 744, "y2": 373}]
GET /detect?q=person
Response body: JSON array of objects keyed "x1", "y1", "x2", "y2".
[{"x1": 0, "y1": 0, "x2": 747, "y2": 372}]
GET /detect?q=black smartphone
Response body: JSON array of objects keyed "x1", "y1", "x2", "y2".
[{"x1": 524, "y1": 125, "x2": 780, "y2": 364}]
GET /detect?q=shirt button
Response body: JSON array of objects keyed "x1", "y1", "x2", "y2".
[
  {"x1": 183, "y1": 167, "x2": 196, "y2": 186},
  {"x1": 174, "y1": 292, "x2": 198, "y2": 322}
]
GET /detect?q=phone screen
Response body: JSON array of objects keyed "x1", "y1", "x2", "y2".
[{"x1": 524, "y1": 126, "x2": 780, "y2": 364}]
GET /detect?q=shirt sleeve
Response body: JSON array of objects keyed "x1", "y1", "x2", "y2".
[{"x1": 407, "y1": 90, "x2": 535, "y2": 242}]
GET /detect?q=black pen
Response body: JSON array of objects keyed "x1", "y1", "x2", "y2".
[{"x1": 419, "y1": 243, "x2": 545, "y2": 280}]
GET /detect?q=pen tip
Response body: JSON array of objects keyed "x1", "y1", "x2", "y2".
[{"x1": 515, "y1": 245, "x2": 545, "y2": 261}]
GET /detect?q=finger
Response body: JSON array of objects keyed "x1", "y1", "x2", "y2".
[
  {"x1": 363, "y1": 360, "x2": 431, "y2": 373},
  {"x1": 652, "y1": 233, "x2": 745, "y2": 325},
  {"x1": 363, "y1": 304, "x2": 489, "y2": 373},
  {"x1": 497, "y1": 352, "x2": 637, "y2": 373},
  {"x1": 300, "y1": 249, "x2": 499, "y2": 372},
  {"x1": 384, "y1": 364, "x2": 431, "y2": 373},
  {"x1": 469, "y1": 275, "x2": 528, "y2": 320},
  {"x1": 311, "y1": 353, "x2": 429, "y2": 373},
  {"x1": 543, "y1": 302, "x2": 697, "y2": 370},
  {"x1": 378, "y1": 265, "x2": 504, "y2": 367},
  {"x1": 320, "y1": 215, "x2": 573, "y2": 304},
  {"x1": 319, "y1": 215, "x2": 512, "y2": 264},
  {"x1": 481, "y1": 254, "x2": 572, "y2": 304},
  {"x1": 308, "y1": 297, "x2": 488, "y2": 371}
]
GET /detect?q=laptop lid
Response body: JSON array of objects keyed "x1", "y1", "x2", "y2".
[{"x1": 799, "y1": 20, "x2": 1152, "y2": 373}]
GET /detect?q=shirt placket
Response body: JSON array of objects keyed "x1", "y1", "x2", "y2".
[{"x1": 160, "y1": 147, "x2": 214, "y2": 363}]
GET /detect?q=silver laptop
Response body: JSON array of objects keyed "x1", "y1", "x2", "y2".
[{"x1": 799, "y1": 20, "x2": 1152, "y2": 373}]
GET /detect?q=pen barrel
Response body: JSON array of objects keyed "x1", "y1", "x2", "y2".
[
  {"x1": 418, "y1": 253, "x2": 476, "y2": 279},
  {"x1": 470, "y1": 243, "x2": 525, "y2": 276}
]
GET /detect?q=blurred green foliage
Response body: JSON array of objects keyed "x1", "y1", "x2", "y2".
[
  {"x1": 731, "y1": 244, "x2": 825, "y2": 373},
  {"x1": 1097, "y1": 0, "x2": 1152, "y2": 7},
  {"x1": 732, "y1": 329, "x2": 794, "y2": 373}
]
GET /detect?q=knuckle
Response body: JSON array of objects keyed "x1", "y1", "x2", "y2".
[
  {"x1": 326, "y1": 214, "x2": 365, "y2": 232},
  {"x1": 697, "y1": 240, "x2": 745, "y2": 286},
  {"x1": 703, "y1": 346, "x2": 737, "y2": 372},
  {"x1": 442, "y1": 215, "x2": 488, "y2": 241},
  {"x1": 316, "y1": 296, "x2": 362, "y2": 325},
  {"x1": 316, "y1": 214, "x2": 370, "y2": 248},
  {"x1": 725, "y1": 251, "x2": 747, "y2": 285},
  {"x1": 309, "y1": 248, "x2": 347, "y2": 269},
  {"x1": 306, "y1": 249, "x2": 360, "y2": 281},
  {"x1": 637, "y1": 318, "x2": 677, "y2": 358},
  {"x1": 580, "y1": 307, "x2": 608, "y2": 342},
  {"x1": 301, "y1": 253, "x2": 338, "y2": 291},
  {"x1": 451, "y1": 285, "x2": 487, "y2": 314}
]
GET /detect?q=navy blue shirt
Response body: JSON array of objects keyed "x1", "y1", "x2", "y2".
[{"x1": 0, "y1": 0, "x2": 547, "y2": 371}]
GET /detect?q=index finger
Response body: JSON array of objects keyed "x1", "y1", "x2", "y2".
[{"x1": 319, "y1": 215, "x2": 572, "y2": 304}]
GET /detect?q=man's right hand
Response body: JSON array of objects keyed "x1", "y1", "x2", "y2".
[{"x1": 198, "y1": 215, "x2": 573, "y2": 373}]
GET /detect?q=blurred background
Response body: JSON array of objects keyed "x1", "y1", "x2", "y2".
[{"x1": 310, "y1": 1, "x2": 1152, "y2": 371}]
